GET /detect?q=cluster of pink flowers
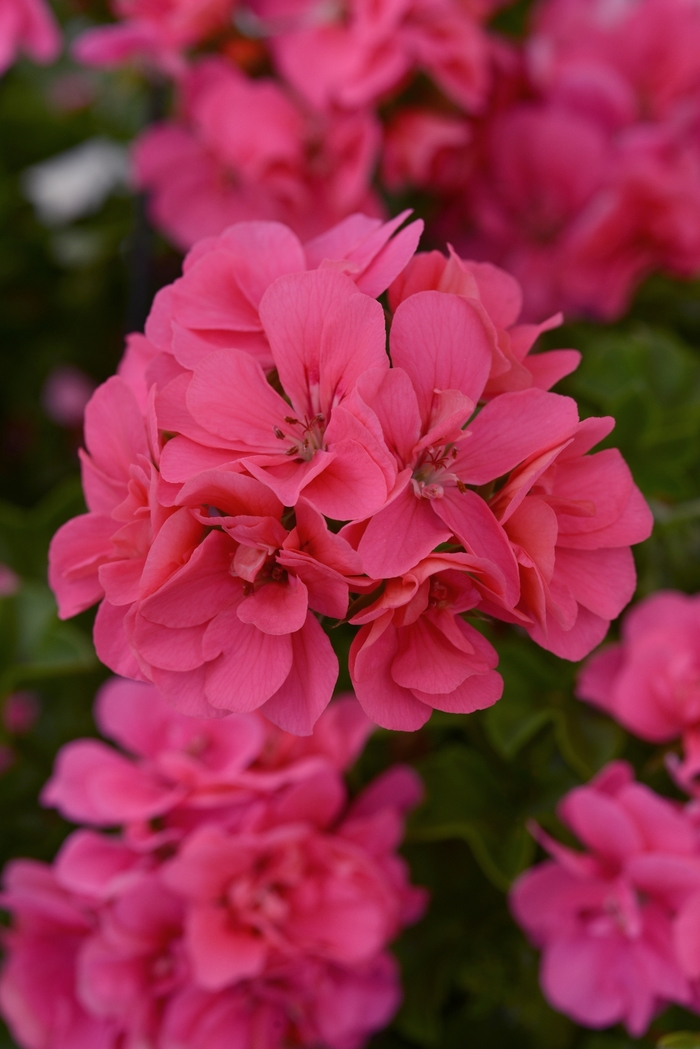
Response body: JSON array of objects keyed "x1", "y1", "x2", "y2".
[
  {"x1": 0, "y1": 0, "x2": 60, "y2": 75},
  {"x1": 444, "y1": 0, "x2": 700, "y2": 319},
  {"x1": 48, "y1": 214, "x2": 652, "y2": 732},
  {"x1": 72, "y1": 0, "x2": 501, "y2": 247},
  {"x1": 0, "y1": 677, "x2": 426, "y2": 1049},
  {"x1": 511, "y1": 760, "x2": 700, "y2": 1037}
]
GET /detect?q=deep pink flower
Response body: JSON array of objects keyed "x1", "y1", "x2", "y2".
[
  {"x1": 510, "y1": 761, "x2": 700, "y2": 1036},
  {"x1": 132, "y1": 59, "x2": 384, "y2": 250},
  {"x1": 578, "y1": 591, "x2": 700, "y2": 751},
  {"x1": 454, "y1": 0, "x2": 700, "y2": 320},
  {"x1": 42, "y1": 676, "x2": 374, "y2": 825},
  {"x1": 0, "y1": 0, "x2": 60, "y2": 75},
  {"x1": 382, "y1": 109, "x2": 472, "y2": 195},
  {"x1": 73, "y1": 0, "x2": 234, "y2": 74},
  {"x1": 2, "y1": 690, "x2": 425, "y2": 1049},
  {"x1": 256, "y1": 0, "x2": 490, "y2": 113}
]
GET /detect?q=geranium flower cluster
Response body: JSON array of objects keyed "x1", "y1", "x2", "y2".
[
  {"x1": 0, "y1": 677, "x2": 426, "y2": 1049},
  {"x1": 48, "y1": 214, "x2": 653, "y2": 733},
  {"x1": 578, "y1": 589, "x2": 700, "y2": 795},
  {"x1": 510, "y1": 760, "x2": 700, "y2": 1037},
  {"x1": 71, "y1": 0, "x2": 501, "y2": 247},
  {"x1": 444, "y1": 0, "x2": 700, "y2": 319}
]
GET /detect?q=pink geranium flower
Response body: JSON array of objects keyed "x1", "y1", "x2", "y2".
[
  {"x1": 42, "y1": 676, "x2": 374, "y2": 826},
  {"x1": 251, "y1": 0, "x2": 491, "y2": 113},
  {"x1": 132, "y1": 59, "x2": 384, "y2": 250},
  {"x1": 349, "y1": 553, "x2": 503, "y2": 730},
  {"x1": 73, "y1": 0, "x2": 234, "y2": 75},
  {"x1": 0, "y1": 0, "x2": 60, "y2": 75},
  {"x1": 510, "y1": 761, "x2": 700, "y2": 1036},
  {"x1": 1, "y1": 688, "x2": 425, "y2": 1049},
  {"x1": 578, "y1": 592, "x2": 700, "y2": 792}
]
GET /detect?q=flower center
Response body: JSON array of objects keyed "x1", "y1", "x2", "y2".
[
  {"x1": 273, "y1": 413, "x2": 326, "y2": 462},
  {"x1": 411, "y1": 444, "x2": 460, "y2": 499}
]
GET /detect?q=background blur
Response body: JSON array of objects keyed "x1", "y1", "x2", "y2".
[{"x1": 3, "y1": 1, "x2": 700, "y2": 1046}]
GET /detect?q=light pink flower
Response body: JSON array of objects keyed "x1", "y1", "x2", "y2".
[
  {"x1": 0, "y1": 0, "x2": 60, "y2": 75},
  {"x1": 510, "y1": 761, "x2": 700, "y2": 1036},
  {"x1": 578, "y1": 591, "x2": 700, "y2": 753},
  {"x1": 132, "y1": 59, "x2": 384, "y2": 250},
  {"x1": 388, "y1": 245, "x2": 580, "y2": 397},
  {"x1": 349, "y1": 553, "x2": 503, "y2": 730}
]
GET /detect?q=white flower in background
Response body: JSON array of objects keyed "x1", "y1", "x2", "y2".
[{"x1": 21, "y1": 137, "x2": 128, "y2": 225}]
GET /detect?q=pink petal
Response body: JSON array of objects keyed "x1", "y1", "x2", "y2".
[
  {"x1": 358, "y1": 487, "x2": 451, "y2": 579},
  {"x1": 261, "y1": 614, "x2": 339, "y2": 734},
  {"x1": 456, "y1": 389, "x2": 579, "y2": 485},
  {"x1": 237, "y1": 576, "x2": 309, "y2": 635},
  {"x1": 216, "y1": 221, "x2": 306, "y2": 307},
  {"x1": 203, "y1": 611, "x2": 293, "y2": 712},
  {"x1": 349, "y1": 620, "x2": 432, "y2": 731},
  {"x1": 171, "y1": 251, "x2": 261, "y2": 331},
  {"x1": 258, "y1": 269, "x2": 360, "y2": 419},
  {"x1": 554, "y1": 546, "x2": 636, "y2": 620},
  {"x1": 435, "y1": 489, "x2": 520, "y2": 607},
  {"x1": 390, "y1": 291, "x2": 492, "y2": 424},
  {"x1": 93, "y1": 601, "x2": 143, "y2": 680},
  {"x1": 48, "y1": 514, "x2": 114, "y2": 618},
  {"x1": 187, "y1": 348, "x2": 289, "y2": 447},
  {"x1": 187, "y1": 904, "x2": 267, "y2": 990},
  {"x1": 318, "y1": 292, "x2": 388, "y2": 415},
  {"x1": 412, "y1": 669, "x2": 503, "y2": 713}
]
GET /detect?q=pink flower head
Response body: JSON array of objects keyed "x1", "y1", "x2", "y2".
[
  {"x1": 42, "y1": 676, "x2": 374, "y2": 826},
  {"x1": 578, "y1": 591, "x2": 700, "y2": 760},
  {"x1": 382, "y1": 108, "x2": 472, "y2": 195},
  {"x1": 510, "y1": 760, "x2": 700, "y2": 1036},
  {"x1": 132, "y1": 59, "x2": 384, "y2": 250},
  {"x1": 2, "y1": 691, "x2": 40, "y2": 735},
  {"x1": 486, "y1": 415, "x2": 653, "y2": 661},
  {"x1": 2, "y1": 692, "x2": 425, "y2": 1049},
  {"x1": 73, "y1": 0, "x2": 234, "y2": 75},
  {"x1": 255, "y1": 0, "x2": 491, "y2": 114},
  {"x1": 0, "y1": 0, "x2": 60, "y2": 75}
]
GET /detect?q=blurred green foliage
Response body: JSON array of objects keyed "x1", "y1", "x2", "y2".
[{"x1": 1, "y1": 32, "x2": 700, "y2": 1049}]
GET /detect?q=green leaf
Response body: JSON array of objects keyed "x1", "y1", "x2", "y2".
[
  {"x1": 658, "y1": 1035, "x2": 700, "y2": 1048},
  {"x1": 553, "y1": 705, "x2": 625, "y2": 780},
  {"x1": 409, "y1": 745, "x2": 535, "y2": 889}
]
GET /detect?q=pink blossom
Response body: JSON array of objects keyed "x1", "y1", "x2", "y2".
[
  {"x1": 349, "y1": 554, "x2": 503, "y2": 730},
  {"x1": 256, "y1": 0, "x2": 491, "y2": 114},
  {"x1": 388, "y1": 245, "x2": 581, "y2": 397},
  {"x1": 1, "y1": 692, "x2": 425, "y2": 1049},
  {"x1": 42, "y1": 676, "x2": 374, "y2": 826},
  {"x1": 382, "y1": 109, "x2": 472, "y2": 194},
  {"x1": 48, "y1": 214, "x2": 651, "y2": 732},
  {"x1": 132, "y1": 59, "x2": 384, "y2": 250},
  {"x1": 578, "y1": 591, "x2": 700, "y2": 755},
  {"x1": 0, "y1": 0, "x2": 60, "y2": 75},
  {"x1": 454, "y1": 0, "x2": 700, "y2": 320},
  {"x1": 510, "y1": 761, "x2": 700, "y2": 1036},
  {"x1": 73, "y1": 0, "x2": 234, "y2": 75},
  {"x1": 486, "y1": 416, "x2": 653, "y2": 660}
]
